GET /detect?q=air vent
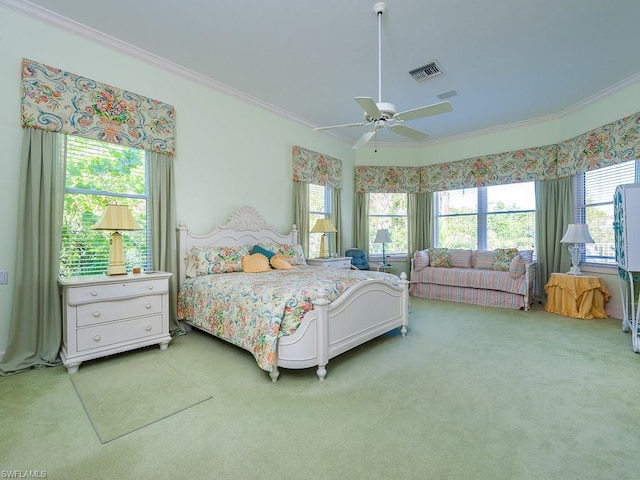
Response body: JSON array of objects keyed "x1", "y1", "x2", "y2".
[
  {"x1": 409, "y1": 61, "x2": 443, "y2": 81},
  {"x1": 437, "y1": 90, "x2": 458, "y2": 100}
]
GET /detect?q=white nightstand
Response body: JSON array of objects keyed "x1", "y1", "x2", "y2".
[
  {"x1": 307, "y1": 256, "x2": 352, "y2": 269},
  {"x1": 58, "y1": 271, "x2": 172, "y2": 374}
]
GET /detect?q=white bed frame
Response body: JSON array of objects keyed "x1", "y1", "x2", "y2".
[{"x1": 177, "y1": 206, "x2": 409, "y2": 382}]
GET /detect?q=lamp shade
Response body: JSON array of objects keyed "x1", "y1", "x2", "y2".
[
  {"x1": 310, "y1": 218, "x2": 337, "y2": 233},
  {"x1": 560, "y1": 224, "x2": 594, "y2": 244},
  {"x1": 93, "y1": 204, "x2": 142, "y2": 231},
  {"x1": 374, "y1": 228, "x2": 392, "y2": 244}
]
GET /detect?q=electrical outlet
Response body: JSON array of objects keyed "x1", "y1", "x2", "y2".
[{"x1": 0, "y1": 271, "x2": 7, "y2": 285}]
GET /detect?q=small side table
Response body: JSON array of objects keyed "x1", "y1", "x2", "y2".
[
  {"x1": 544, "y1": 272, "x2": 610, "y2": 319},
  {"x1": 307, "y1": 257, "x2": 352, "y2": 269}
]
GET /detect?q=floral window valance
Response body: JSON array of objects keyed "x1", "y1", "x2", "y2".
[
  {"x1": 556, "y1": 111, "x2": 640, "y2": 178},
  {"x1": 355, "y1": 166, "x2": 421, "y2": 193},
  {"x1": 21, "y1": 58, "x2": 175, "y2": 156},
  {"x1": 421, "y1": 144, "x2": 558, "y2": 192},
  {"x1": 292, "y1": 146, "x2": 343, "y2": 189}
]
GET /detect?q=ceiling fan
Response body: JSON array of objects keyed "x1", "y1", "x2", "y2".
[{"x1": 314, "y1": 2, "x2": 453, "y2": 149}]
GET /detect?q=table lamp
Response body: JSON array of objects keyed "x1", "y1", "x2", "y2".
[
  {"x1": 310, "y1": 218, "x2": 337, "y2": 258},
  {"x1": 374, "y1": 228, "x2": 392, "y2": 266},
  {"x1": 93, "y1": 204, "x2": 142, "y2": 275},
  {"x1": 560, "y1": 223, "x2": 594, "y2": 275}
]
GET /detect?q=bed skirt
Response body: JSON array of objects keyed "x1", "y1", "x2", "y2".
[{"x1": 410, "y1": 283, "x2": 527, "y2": 310}]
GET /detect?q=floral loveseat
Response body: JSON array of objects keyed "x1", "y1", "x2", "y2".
[{"x1": 409, "y1": 248, "x2": 536, "y2": 310}]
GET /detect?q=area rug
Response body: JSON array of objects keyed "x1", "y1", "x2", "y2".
[{"x1": 70, "y1": 350, "x2": 212, "y2": 443}]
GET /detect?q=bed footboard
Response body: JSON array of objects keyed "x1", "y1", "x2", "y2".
[{"x1": 275, "y1": 273, "x2": 409, "y2": 381}]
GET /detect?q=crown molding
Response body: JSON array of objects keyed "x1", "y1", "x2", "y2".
[
  {"x1": 0, "y1": 0, "x2": 315, "y2": 130},
  {"x1": 4, "y1": 0, "x2": 639, "y2": 150}
]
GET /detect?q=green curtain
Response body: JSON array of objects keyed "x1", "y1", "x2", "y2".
[
  {"x1": 408, "y1": 192, "x2": 433, "y2": 255},
  {"x1": 353, "y1": 192, "x2": 370, "y2": 255},
  {"x1": 149, "y1": 151, "x2": 180, "y2": 333},
  {"x1": 330, "y1": 188, "x2": 343, "y2": 256},
  {"x1": 535, "y1": 177, "x2": 573, "y2": 299},
  {"x1": 293, "y1": 181, "x2": 309, "y2": 257},
  {"x1": 0, "y1": 130, "x2": 65, "y2": 375}
]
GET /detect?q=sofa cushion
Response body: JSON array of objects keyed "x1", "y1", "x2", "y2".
[
  {"x1": 449, "y1": 249, "x2": 472, "y2": 268},
  {"x1": 428, "y1": 248, "x2": 451, "y2": 268},
  {"x1": 492, "y1": 248, "x2": 519, "y2": 271},
  {"x1": 413, "y1": 266, "x2": 528, "y2": 295}
]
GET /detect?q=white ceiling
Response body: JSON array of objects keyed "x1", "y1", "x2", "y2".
[{"x1": 8, "y1": 0, "x2": 640, "y2": 147}]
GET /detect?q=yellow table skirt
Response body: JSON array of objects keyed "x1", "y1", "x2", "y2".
[{"x1": 544, "y1": 273, "x2": 610, "y2": 319}]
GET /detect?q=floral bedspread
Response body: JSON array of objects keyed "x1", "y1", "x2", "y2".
[{"x1": 177, "y1": 267, "x2": 398, "y2": 371}]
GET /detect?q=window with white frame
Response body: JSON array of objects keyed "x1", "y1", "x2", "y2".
[
  {"x1": 435, "y1": 182, "x2": 536, "y2": 251},
  {"x1": 308, "y1": 183, "x2": 332, "y2": 257},
  {"x1": 573, "y1": 160, "x2": 640, "y2": 265},
  {"x1": 368, "y1": 193, "x2": 408, "y2": 256},
  {"x1": 60, "y1": 135, "x2": 151, "y2": 277}
]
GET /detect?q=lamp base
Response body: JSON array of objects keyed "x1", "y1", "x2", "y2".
[
  {"x1": 566, "y1": 244, "x2": 583, "y2": 275},
  {"x1": 318, "y1": 233, "x2": 329, "y2": 258},
  {"x1": 566, "y1": 265, "x2": 583, "y2": 275},
  {"x1": 106, "y1": 231, "x2": 128, "y2": 275}
]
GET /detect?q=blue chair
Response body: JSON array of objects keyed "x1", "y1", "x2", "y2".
[{"x1": 345, "y1": 248, "x2": 370, "y2": 270}]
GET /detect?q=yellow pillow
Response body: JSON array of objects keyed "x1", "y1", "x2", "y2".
[
  {"x1": 241, "y1": 253, "x2": 270, "y2": 273},
  {"x1": 270, "y1": 254, "x2": 293, "y2": 270}
]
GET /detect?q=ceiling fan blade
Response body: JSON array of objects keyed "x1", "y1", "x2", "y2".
[
  {"x1": 355, "y1": 97, "x2": 382, "y2": 119},
  {"x1": 314, "y1": 122, "x2": 366, "y2": 131},
  {"x1": 352, "y1": 130, "x2": 376, "y2": 149},
  {"x1": 394, "y1": 101, "x2": 453, "y2": 121},
  {"x1": 389, "y1": 124, "x2": 429, "y2": 141}
]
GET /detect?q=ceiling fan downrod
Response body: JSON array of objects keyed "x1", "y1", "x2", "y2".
[{"x1": 374, "y1": 2, "x2": 386, "y2": 105}]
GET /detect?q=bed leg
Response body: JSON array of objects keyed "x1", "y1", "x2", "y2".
[
  {"x1": 269, "y1": 366, "x2": 280, "y2": 383},
  {"x1": 316, "y1": 364, "x2": 327, "y2": 381}
]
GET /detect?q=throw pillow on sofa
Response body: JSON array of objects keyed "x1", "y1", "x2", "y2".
[
  {"x1": 414, "y1": 250, "x2": 430, "y2": 272},
  {"x1": 428, "y1": 248, "x2": 452, "y2": 268},
  {"x1": 492, "y1": 248, "x2": 519, "y2": 271},
  {"x1": 448, "y1": 249, "x2": 472, "y2": 268},
  {"x1": 509, "y1": 254, "x2": 527, "y2": 278},
  {"x1": 474, "y1": 250, "x2": 495, "y2": 270}
]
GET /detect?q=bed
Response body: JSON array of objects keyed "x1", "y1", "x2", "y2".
[{"x1": 177, "y1": 206, "x2": 409, "y2": 382}]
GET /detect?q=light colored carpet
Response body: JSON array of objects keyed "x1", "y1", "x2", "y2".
[{"x1": 70, "y1": 350, "x2": 212, "y2": 443}]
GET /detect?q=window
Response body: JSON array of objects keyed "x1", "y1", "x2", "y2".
[
  {"x1": 435, "y1": 182, "x2": 536, "y2": 251},
  {"x1": 368, "y1": 193, "x2": 408, "y2": 255},
  {"x1": 574, "y1": 160, "x2": 639, "y2": 265},
  {"x1": 60, "y1": 135, "x2": 151, "y2": 277},
  {"x1": 308, "y1": 183, "x2": 332, "y2": 257}
]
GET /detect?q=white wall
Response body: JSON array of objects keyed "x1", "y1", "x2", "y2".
[{"x1": 0, "y1": 6, "x2": 355, "y2": 353}]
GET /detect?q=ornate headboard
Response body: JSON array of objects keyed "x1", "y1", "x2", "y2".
[{"x1": 177, "y1": 206, "x2": 299, "y2": 285}]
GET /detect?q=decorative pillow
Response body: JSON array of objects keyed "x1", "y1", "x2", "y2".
[
  {"x1": 251, "y1": 244, "x2": 276, "y2": 260},
  {"x1": 241, "y1": 253, "x2": 270, "y2": 273},
  {"x1": 448, "y1": 249, "x2": 472, "y2": 268},
  {"x1": 191, "y1": 244, "x2": 250, "y2": 275},
  {"x1": 491, "y1": 248, "x2": 519, "y2": 272},
  {"x1": 508, "y1": 254, "x2": 527, "y2": 278},
  {"x1": 258, "y1": 242, "x2": 307, "y2": 265},
  {"x1": 474, "y1": 250, "x2": 495, "y2": 270},
  {"x1": 270, "y1": 254, "x2": 293, "y2": 270},
  {"x1": 519, "y1": 249, "x2": 534, "y2": 263},
  {"x1": 413, "y1": 250, "x2": 429, "y2": 272},
  {"x1": 427, "y1": 248, "x2": 451, "y2": 268}
]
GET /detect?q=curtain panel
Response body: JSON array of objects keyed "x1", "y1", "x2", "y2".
[
  {"x1": 292, "y1": 145, "x2": 343, "y2": 189},
  {"x1": 21, "y1": 58, "x2": 176, "y2": 156}
]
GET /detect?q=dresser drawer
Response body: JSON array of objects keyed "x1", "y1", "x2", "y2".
[
  {"x1": 76, "y1": 314, "x2": 164, "y2": 352},
  {"x1": 67, "y1": 279, "x2": 168, "y2": 305},
  {"x1": 76, "y1": 295, "x2": 162, "y2": 327},
  {"x1": 331, "y1": 259, "x2": 352, "y2": 269}
]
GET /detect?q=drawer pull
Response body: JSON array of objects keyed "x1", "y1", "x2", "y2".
[
  {"x1": 90, "y1": 291, "x2": 98, "y2": 297},
  {"x1": 93, "y1": 335, "x2": 101, "y2": 342},
  {"x1": 145, "y1": 303, "x2": 152, "y2": 309},
  {"x1": 145, "y1": 325, "x2": 152, "y2": 331},
  {"x1": 147, "y1": 285, "x2": 154, "y2": 290},
  {"x1": 92, "y1": 311, "x2": 101, "y2": 318}
]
